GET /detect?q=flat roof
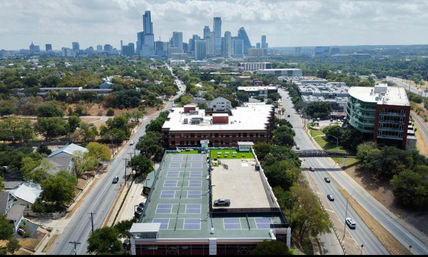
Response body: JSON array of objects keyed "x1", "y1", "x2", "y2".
[
  {"x1": 138, "y1": 153, "x2": 286, "y2": 240},
  {"x1": 211, "y1": 159, "x2": 273, "y2": 209},
  {"x1": 349, "y1": 85, "x2": 410, "y2": 106},
  {"x1": 162, "y1": 103, "x2": 273, "y2": 132},
  {"x1": 237, "y1": 86, "x2": 278, "y2": 92}
]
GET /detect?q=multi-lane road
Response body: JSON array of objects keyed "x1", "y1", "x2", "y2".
[
  {"x1": 48, "y1": 64, "x2": 185, "y2": 255},
  {"x1": 279, "y1": 88, "x2": 428, "y2": 255}
]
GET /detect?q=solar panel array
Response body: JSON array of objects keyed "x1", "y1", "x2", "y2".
[
  {"x1": 224, "y1": 218, "x2": 242, "y2": 230},
  {"x1": 167, "y1": 171, "x2": 180, "y2": 178},
  {"x1": 186, "y1": 204, "x2": 201, "y2": 214},
  {"x1": 152, "y1": 218, "x2": 169, "y2": 230},
  {"x1": 156, "y1": 204, "x2": 172, "y2": 214},
  {"x1": 190, "y1": 171, "x2": 202, "y2": 178},
  {"x1": 160, "y1": 190, "x2": 175, "y2": 199},
  {"x1": 184, "y1": 218, "x2": 201, "y2": 230},
  {"x1": 164, "y1": 180, "x2": 178, "y2": 187},
  {"x1": 187, "y1": 190, "x2": 201, "y2": 199},
  {"x1": 255, "y1": 218, "x2": 272, "y2": 229},
  {"x1": 188, "y1": 180, "x2": 202, "y2": 187}
]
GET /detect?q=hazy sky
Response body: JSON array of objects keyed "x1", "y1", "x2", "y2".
[{"x1": 1, "y1": 0, "x2": 428, "y2": 50}]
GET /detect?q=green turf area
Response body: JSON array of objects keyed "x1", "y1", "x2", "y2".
[
  {"x1": 210, "y1": 149, "x2": 255, "y2": 159},
  {"x1": 331, "y1": 157, "x2": 359, "y2": 167},
  {"x1": 310, "y1": 129, "x2": 347, "y2": 153}
]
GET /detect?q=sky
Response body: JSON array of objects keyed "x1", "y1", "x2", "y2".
[{"x1": 1, "y1": 0, "x2": 428, "y2": 50}]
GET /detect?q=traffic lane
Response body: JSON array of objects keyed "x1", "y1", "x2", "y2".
[
  {"x1": 305, "y1": 158, "x2": 388, "y2": 255},
  {"x1": 324, "y1": 158, "x2": 428, "y2": 254}
]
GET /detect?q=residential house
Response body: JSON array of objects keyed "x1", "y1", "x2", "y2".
[
  {"x1": 0, "y1": 191, "x2": 25, "y2": 231},
  {"x1": 7, "y1": 183, "x2": 42, "y2": 211},
  {"x1": 208, "y1": 97, "x2": 232, "y2": 112},
  {"x1": 44, "y1": 143, "x2": 88, "y2": 176}
]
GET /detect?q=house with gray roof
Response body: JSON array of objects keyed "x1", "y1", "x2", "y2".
[
  {"x1": 7, "y1": 183, "x2": 42, "y2": 211},
  {"x1": 0, "y1": 191, "x2": 25, "y2": 231},
  {"x1": 44, "y1": 143, "x2": 88, "y2": 176}
]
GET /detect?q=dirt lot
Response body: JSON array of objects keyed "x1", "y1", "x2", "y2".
[{"x1": 344, "y1": 165, "x2": 428, "y2": 238}]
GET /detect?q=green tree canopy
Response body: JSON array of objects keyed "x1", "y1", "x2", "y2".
[
  {"x1": 87, "y1": 227, "x2": 123, "y2": 255},
  {"x1": 251, "y1": 240, "x2": 291, "y2": 255}
]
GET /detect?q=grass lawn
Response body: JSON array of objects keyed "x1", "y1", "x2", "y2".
[
  {"x1": 310, "y1": 129, "x2": 346, "y2": 153},
  {"x1": 331, "y1": 157, "x2": 359, "y2": 167},
  {"x1": 210, "y1": 149, "x2": 254, "y2": 159}
]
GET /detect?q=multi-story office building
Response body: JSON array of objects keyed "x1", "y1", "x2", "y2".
[
  {"x1": 155, "y1": 41, "x2": 168, "y2": 57},
  {"x1": 45, "y1": 44, "x2": 52, "y2": 52},
  {"x1": 130, "y1": 150, "x2": 290, "y2": 255},
  {"x1": 237, "y1": 27, "x2": 252, "y2": 55},
  {"x1": 194, "y1": 40, "x2": 207, "y2": 60},
  {"x1": 206, "y1": 32, "x2": 215, "y2": 57},
  {"x1": 296, "y1": 80, "x2": 349, "y2": 111},
  {"x1": 136, "y1": 10, "x2": 155, "y2": 57},
  {"x1": 237, "y1": 86, "x2": 278, "y2": 97},
  {"x1": 213, "y1": 17, "x2": 222, "y2": 56},
  {"x1": 231, "y1": 37, "x2": 244, "y2": 57},
  {"x1": 171, "y1": 32, "x2": 183, "y2": 52},
  {"x1": 161, "y1": 103, "x2": 275, "y2": 149},
  {"x1": 122, "y1": 43, "x2": 135, "y2": 56},
  {"x1": 240, "y1": 62, "x2": 271, "y2": 71},
  {"x1": 104, "y1": 44, "x2": 113, "y2": 52},
  {"x1": 72, "y1": 42, "x2": 80, "y2": 52},
  {"x1": 261, "y1": 35, "x2": 267, "y2": 49},
  {"x1": 203, "y1": 26, "x2": 211, "y2": 39},
  {"x1": 346, "y1": 83, "x2": 411, "y2": 149},
  {"x1": 256, "y1": 43, "x2": 261, "y2": 49},
  {"x1": 96, "y1": 45, "x2": 103, "y2": 52},
  {"x1": 314, "y1": 46, "x2": 330, "y2": 57},
  {"x1": 222, "y1": 31, "x2": 231, "y2": 58},
  {"x1": 258, "y1": 68, "x2": 302, "y2": 77},
  {"x1": 248, "y1": 48, "x2": 265, "y2": 57}
]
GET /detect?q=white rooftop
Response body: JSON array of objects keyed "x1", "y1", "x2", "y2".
[
  {"x1": 349, "y1": 84, "x2": 410, "y2": 106},
  {"x1": 130, "y1": 223, "x2": 161, "y2": 233},
  {"x1": 48, "y1": 143, "x2": 88, "y2": 158},
  {"x1": 238, "y1": 86, "x2": 277, "y2": 92},
  {"x1": 163, "y1": 103, "x2": 273, "y2": 132},
  {"x1": 8, "y1": 183, "x2": 42, "y2": 204}
]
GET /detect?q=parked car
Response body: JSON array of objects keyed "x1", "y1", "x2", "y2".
[
  {"x1": 112, "y1": 176, "x2": 119, "y2": 184},
  {"x1": 346, "y1": 217, "x2": 356, "y2": 229},
  {"x1": 296, "y1": 146, "x2": 300, "y2": 150},
  {"x1": 309, "y1": 167, "x2": 314, "y2": 172},
  {"x1": 324, "y1": 177, "x2": 331, "y2": 183},
  {"x1": 327, "y1": 194, "x2": 334, "y2": 201},
  {"x1": 136, "y1": 206, "x2": 143, "y2": 213},
  {"x1": 17, "y1": 228, "x2": 25, "y2": 236},
  {"x1": 214, "y1": 198, "x2": 230, "y2": 207},
  {"x1": 138, "y1": 202, "x2": 145, "y2": 208},
  {"x1": 130, "y1": 140, "x2": 134, "y2": 145},
  {"x1": 287, "y1": 114, "x2": 290, "y2": 117},
  {"x1": 134, "y1": 209, "x2": 143, "y2": 218}
]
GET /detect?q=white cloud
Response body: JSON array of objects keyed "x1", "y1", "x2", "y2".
[{"x1": 0, "y1": 0, "x2": 427, "y2": 50}]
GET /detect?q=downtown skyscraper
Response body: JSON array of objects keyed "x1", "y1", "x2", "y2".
[
  {"x1": 213, "y1": 17, "x2": 222, "y2": 56},
  {"x1": 137, "y1": 10, "x2": 155, "y2": 57}
]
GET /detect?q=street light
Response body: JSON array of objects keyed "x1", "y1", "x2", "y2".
[{"x1": 329, "y1": 135, "x2": 339, "y2": 147}]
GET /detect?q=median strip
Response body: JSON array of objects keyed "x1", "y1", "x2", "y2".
[{"x1": 331, "y1": 177, "x2": 412, "y2": 255}]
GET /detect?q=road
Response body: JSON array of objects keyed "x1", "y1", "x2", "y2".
[
  {"x1": 280, "y1": 88, "x2": 428, "y2": 255},
  {"x1": 386, "y1": 76, "x2": 428, "y2": 97},
  {"x1": 411, "y1": 111, "x2": 428, "y2": 149},
  {"x1": 48, "y1": 64, "x2": 185, "y2": 255}
]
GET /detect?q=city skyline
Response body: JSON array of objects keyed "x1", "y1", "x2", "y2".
[{"x1": 1, "y1": 0, "x2": 428, "y2": 50}]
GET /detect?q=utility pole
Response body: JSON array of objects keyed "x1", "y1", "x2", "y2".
[
  {"x1": 69, "y1": 241, "x2": 81, "y2": 255},
  {"x1": 89, "y1": 212, "x2": 95, "y2": 233}
]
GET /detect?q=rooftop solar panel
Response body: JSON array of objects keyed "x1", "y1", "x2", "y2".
[
  {"x1": 169, "y1": 162, "x2": 181, "y2": 168},
  {"x1": 188, "y1": 180, "x2": 202, "y2": 187},
  {"x1": 152, "y1": 218, "x2": 169, "y2": 230},
  {"x1": 186, "y1": 204, "x2": 201, "y2": 214},
  {"x1": 255, "y1": 218, "x2": 272, "y2": 229},
  {"x1": 156, "y1": 204, "x2": 172, "y2": 214},
  {"x1": 224, "y1": 218, "x2": 241, "y2": 230},
  {"x1": 190, "y1": 171, "x2": 202, "y2": 178},
  {"x1": 167, "y1": 171, "x2": 180, "y2": 178},
  {"x1": 183, "y1": 218, "x2": 201, "y2": 230},
  {"x1": 187, "y1": 190, "x2": 201, "y2": 199},
  {"x1": 164, "y1": 180, "x2": 178, "y2": 187},
  {"x1": 191, "y1": 162, "x2": 203, "y2": 168},
  {"x1": 160, "y1": 190, "x2": 175, "y2": 199},
  {"x1": 192, "y1": 156, "x2": 203, "y2": 161}
]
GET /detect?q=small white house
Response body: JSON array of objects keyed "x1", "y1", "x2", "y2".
[{"x1": 7, "y1": 183, "x2": 42, "y2": 211}]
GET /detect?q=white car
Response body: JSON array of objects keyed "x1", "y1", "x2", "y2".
[
  {"x1": 346, "y1": 217, "x2": 356, "y2": 229},
  {"x1": 130, "y1": 140, "x2": 134, "y2": 145}
]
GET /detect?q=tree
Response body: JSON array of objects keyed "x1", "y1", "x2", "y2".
[
  {"x1": 37, "y1": 144, "x2": 52, "y2": 155},
  {"x1": 87, "y1": 227, "x2": 123, "y2": 255},
  {"x1": 251, "y1": 240, "x2": 291, "y2": 255},
  {"x1": 36, "y1": 102, "x2": 64, "y2": 117},
  {"x1": 40, "y1": 173, "x2": 76, "y2": 209},
  {"x1": 86, "y1": 142, "x2": 111, "y2": 161},
  {"x1": 254, "y1": 142, "x2": 271, "y2": 161},
  {"x1": 236, "y1": 91, "x2": 249, "y2": 102},
  {"x1": 390, "y1": 167, "x2": 428, "y2": 209},
  {"x1": 0, "y1": 116, "x2": 34, "y2": 142},
  {"x1": 6, "y1": 238, "x2": 20, "y2": 254},
  {"x1": 136, "y1": 132, "x2": 164, "y2": 162},
  {"x1": 290, "y1": 185, "x2": 331, "y2": 244},
  {"x1": 35, "y1": 117, "x2": 67, "y2": 140},
  {"x1": 0, "y1": 215, "x2": 13, "y2": 240},
  {"x1": 68, "y1": 115, "x2": 81, "y2": 134},
  {"x1": 114, "y1": 219, "x2": 134, "y2": 240},
  {"x1": 272, "y1": 125, "x2": 295, "y2": 147},
  {"x1": 264, "y1": 160, "x2": 300, "y2": 191},
  {"x1": 106, "y1": 108, "x2": 115, "y2": 116},
  {"x1": 73, "y1": 151, "x2": 99, "y2": 177},
  {"x1": 303, "y1": 102, "x2": 332, "y2": 119},
  {"x1": 128, "y1": 155, "x2": 153, "y2": 177}
]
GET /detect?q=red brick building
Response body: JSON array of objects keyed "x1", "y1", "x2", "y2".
[{"x1": 162, "y1": 103, "x2": 275, "y2": 149}]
